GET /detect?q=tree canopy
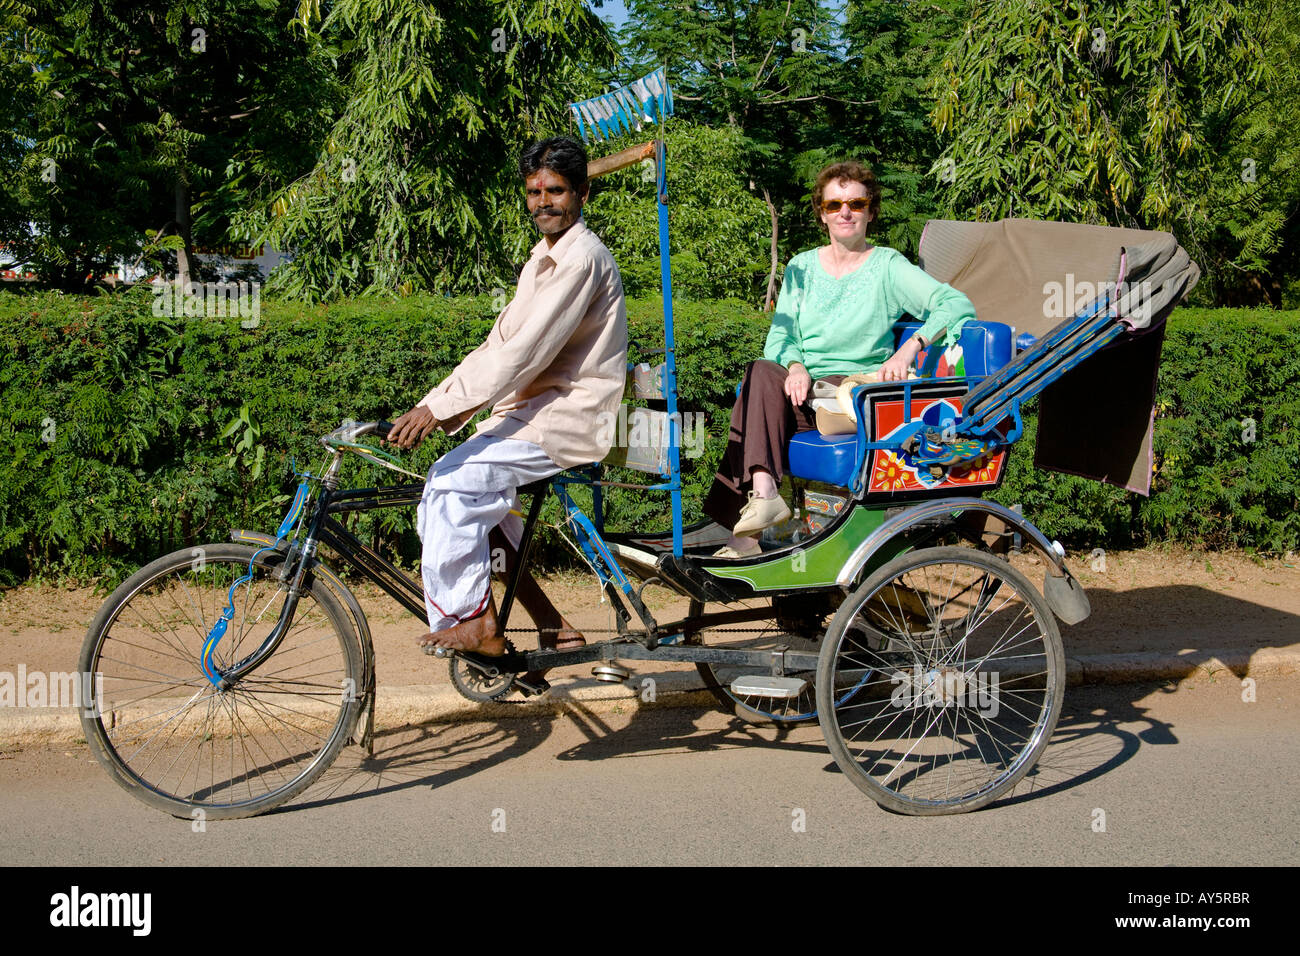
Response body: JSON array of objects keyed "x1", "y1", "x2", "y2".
[
  {"x1": 930, "y1": 0, "x2": 1299, "y2": 305},
  {"x1": 233, "y1": 0, "x2": 616, "y2": 301},
  {"x1": 2, "y1": 0, "x2": 331, "y2": 286},
  {"x1": 1, "y1": 0, "x2": 1296, "y2": 305}
]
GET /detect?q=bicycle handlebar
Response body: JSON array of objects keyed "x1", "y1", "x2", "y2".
[{"x1": 321, "y1": 419, "x2": 395, "y2": 446}]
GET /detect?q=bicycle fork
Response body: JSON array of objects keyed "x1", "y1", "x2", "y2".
[
  {"x1": 210, "y1": 539, "x2": 318, "y2": 690},
  {"x1": 202, "y1": 475, "x2": 322, "y2": 690}
]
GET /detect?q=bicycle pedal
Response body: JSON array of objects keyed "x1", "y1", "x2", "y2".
[
  {"x1": 512, "y1": 676, "x2": 551, "y2": 697},
  {"x1": 424, "y1": 644, "x2": 453, "y2": 658}
]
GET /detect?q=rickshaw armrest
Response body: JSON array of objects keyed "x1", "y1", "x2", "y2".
[{"x1": 894, "y1": 320, "x2": 1015, "y2": 378}]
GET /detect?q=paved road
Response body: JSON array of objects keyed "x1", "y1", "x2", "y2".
[{"x1": 2, "y1": 677, "x2": 1296, "y2": 866}]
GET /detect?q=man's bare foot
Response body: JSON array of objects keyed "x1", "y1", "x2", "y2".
[
  {"x1": 539, "y1": 621, "x2": 586, "y2": 651},
  {"x1": 522, "y1": 619, "x2": 586, "y2": 685},
  {"x1": 418, "y1": 596, "x2": 505, "y2": 656}
]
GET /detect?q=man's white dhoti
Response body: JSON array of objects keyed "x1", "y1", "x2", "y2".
[{"x1": 416, "y1": 434, "x2": 561, "y2": 632}]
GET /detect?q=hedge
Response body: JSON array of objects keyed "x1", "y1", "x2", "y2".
[{"x1": 1, "y1": 286, "x2": 1296, "y2": 588}]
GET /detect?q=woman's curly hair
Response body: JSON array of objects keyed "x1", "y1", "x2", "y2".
[{"x1": 811, "y1": 160, "x2": 881, "y2": 230}]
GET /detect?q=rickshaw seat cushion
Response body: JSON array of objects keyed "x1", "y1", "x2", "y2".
[
  {"x1": 894, "y1": 320, "x2": 1015, "y2": 376},
  {"x1": 787, "y1": 430, "x2": 858, "y2": 487},
  {"x1": 786, "y1": 320, "x2": 1015, "y2": 487}
]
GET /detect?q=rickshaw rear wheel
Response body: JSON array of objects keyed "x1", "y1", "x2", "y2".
[{"x1": 817, "y1": 546, "x2": 1064, "y2": 815}]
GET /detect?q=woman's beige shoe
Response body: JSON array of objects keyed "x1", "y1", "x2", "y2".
[
  {"x1": 732, "y1": 491, "x2": 792, "y2": 536},
  {"x1": 713, "y1": 543, "x2": 760, "y2": 559}
]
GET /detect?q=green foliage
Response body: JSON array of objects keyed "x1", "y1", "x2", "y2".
[
  {"x1": 990, "y1": 308, "x2": 1300, "y2": 551},
  {"x1": 5, "y1": 0, "x2": 1295, "y2": 315},
  {"x1": 219, "y1": 403, "x2": 266, "y2": 479},
  {"x1": 1218, "y1": 0, "x2": 1300, "y2": 306},
  {"x1": 617, "y1": 0, "x2": 873, "y2": 299},
  {"x1": 1, "y1": 0, "x2": 336, "y2": 288},
  {"x1": 828, "y1": 0, "x2": 974, "y2": 256},
  {"x1": 583, "y1": 122, "x2": 772, "y2": 300},
  {"x1": 1142, "y1": 308, "x2": 1300, "y2": 549},
  {"x1": 234, "y1": 0, "x2": 616, "y2": 301},
  {"x1": 931, "y1": 0, "x2": 1300, "y2": 305},
  {"x1": 0, "y1": 289, "x2": 1295, "y2": 589},
  {"x1": 608, "y1": 1, "x2": 990, "y2": 296}
]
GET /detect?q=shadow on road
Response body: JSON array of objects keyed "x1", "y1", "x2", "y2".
[
  {"x1": 283, "y1": 678, "x2": 1184, "y2": 817},
  {"x1": 1068, "y1": 583, "x2": 1299, "y2": 675},
  {"x1": 277, "y1": 575, "x2": 1299, "y2": 817}
]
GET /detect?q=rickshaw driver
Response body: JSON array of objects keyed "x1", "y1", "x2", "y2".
[{"x1": 385, "y1": 136, "x2": 628, "y2": 660}]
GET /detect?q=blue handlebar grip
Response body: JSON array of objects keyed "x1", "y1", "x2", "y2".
[{"x1": 275, "y1": 480, "x2": 310, "y2": 539}]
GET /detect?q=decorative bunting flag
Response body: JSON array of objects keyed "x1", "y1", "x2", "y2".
[{"x1": 569, "y1": 67, "x2": 674, "y2": 143}]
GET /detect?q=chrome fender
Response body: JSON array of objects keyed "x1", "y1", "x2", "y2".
[{"x1": 834, "y1": 498, "x2": 1091, "y2": 625}]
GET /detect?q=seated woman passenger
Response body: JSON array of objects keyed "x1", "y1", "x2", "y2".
[{"x1": 705, "y1": 160, "x2": 977, "y2": 558}]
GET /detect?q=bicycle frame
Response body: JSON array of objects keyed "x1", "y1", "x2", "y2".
[{"x1": 224, "y1": 434, "x2": 814, "y2": 693}]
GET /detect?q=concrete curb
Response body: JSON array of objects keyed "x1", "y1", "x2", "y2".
[
  {"x1": 1069, "y1": 647, "x2": 1299, "y2": 685},
  {"x1": 3, "y1": 650, "x2": 1296, "y2": 747}
]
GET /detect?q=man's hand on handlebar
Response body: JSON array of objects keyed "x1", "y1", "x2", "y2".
[
  {"x1": 386, "y1": 405, "x2": 440, "y2": 449},
  {"x1": 784, "y1": 363, "x2": 812, "y2": 406}
]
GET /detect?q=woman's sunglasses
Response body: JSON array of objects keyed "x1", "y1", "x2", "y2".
[{"x1": 820, "y1": 198, "x2": 871, "y2": 214}]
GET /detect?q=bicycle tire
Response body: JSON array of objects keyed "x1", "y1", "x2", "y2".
[
  {"x1": 79, "y1": 543, "x2": 362, "y2": 820},
  {"x1": 817, "y1": 546, "x2": 1064, "y2": 815}
]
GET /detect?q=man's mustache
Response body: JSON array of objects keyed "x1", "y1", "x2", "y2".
[{"x1": 532, "y1": 207, "x2": 562, "y2": 219}]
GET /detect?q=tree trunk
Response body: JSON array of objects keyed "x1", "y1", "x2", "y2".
[
  {"x1": 762, "y1": 187, "x2": 779, "y2": 311},
  {"x1": 174, "y1": 177, "x2": 194, "y2": 287}
]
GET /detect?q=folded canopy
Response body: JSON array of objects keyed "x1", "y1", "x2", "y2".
[{"x1": 917, "y1": 217, "x2": 1201, "y2": 495}]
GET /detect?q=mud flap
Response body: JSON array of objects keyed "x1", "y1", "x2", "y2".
[
  {"x1": 351, "y1": 678, "x2": 376, "y2": 756},
  {"x1": 1043, "y1": 569, "x2": 1090, "y2": 625}
]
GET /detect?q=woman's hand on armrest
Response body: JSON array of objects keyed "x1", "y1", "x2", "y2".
[
  {"x1": 879, "y1": 335, "x2": 925, "y2": 382},
  {"x1": 784, "y1": 362, "x2": 812, "y2": 406}
]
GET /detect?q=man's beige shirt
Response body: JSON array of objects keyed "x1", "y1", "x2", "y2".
[{"x1": 418, "y1": 218, "x2": 627, "y2": 469}]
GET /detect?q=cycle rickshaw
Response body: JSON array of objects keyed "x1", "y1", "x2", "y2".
[{"x1": 78, "y1": 72, "x2": 1200, "y2": 819}]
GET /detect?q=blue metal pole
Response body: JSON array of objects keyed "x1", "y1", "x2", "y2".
[{"x1": 655, "y1": 139, "x2": 683, "y2": 557}]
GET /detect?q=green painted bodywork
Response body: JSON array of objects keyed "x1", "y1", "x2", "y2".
[{"x1": 706, "y1": 506, "x2": 889, "y2": 592}]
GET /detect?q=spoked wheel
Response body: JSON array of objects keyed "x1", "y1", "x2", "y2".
[
  {"x1": 79, "y1": 544, "x2": 362, "y2": 820},
  {"x1": 688, "y1": 599, "x2": 822, "y2": 723},
  {"x1": 817, "y1": 546, "x2": 1064, "y2": 815}
]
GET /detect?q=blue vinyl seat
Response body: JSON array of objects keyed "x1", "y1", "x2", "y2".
[{"x1": 786, "y1": 320, "x2": 1016, "y2": 487}]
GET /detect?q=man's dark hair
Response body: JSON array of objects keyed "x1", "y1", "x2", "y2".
[{"x1": 519, "y1": 136, "x2": 589, "y2": 194}]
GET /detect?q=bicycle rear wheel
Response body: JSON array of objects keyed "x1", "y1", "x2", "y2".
[
  {"x1": 79, "y1": 543, "x2": 361, "y2": 820},
  {"x1": 817, "y1": 546, "x2": 1064, "y2": 814}
]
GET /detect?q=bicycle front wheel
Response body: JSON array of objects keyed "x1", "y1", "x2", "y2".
[{"x1": 79, "y1": 543, "x2": 362, "y2": 820}]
